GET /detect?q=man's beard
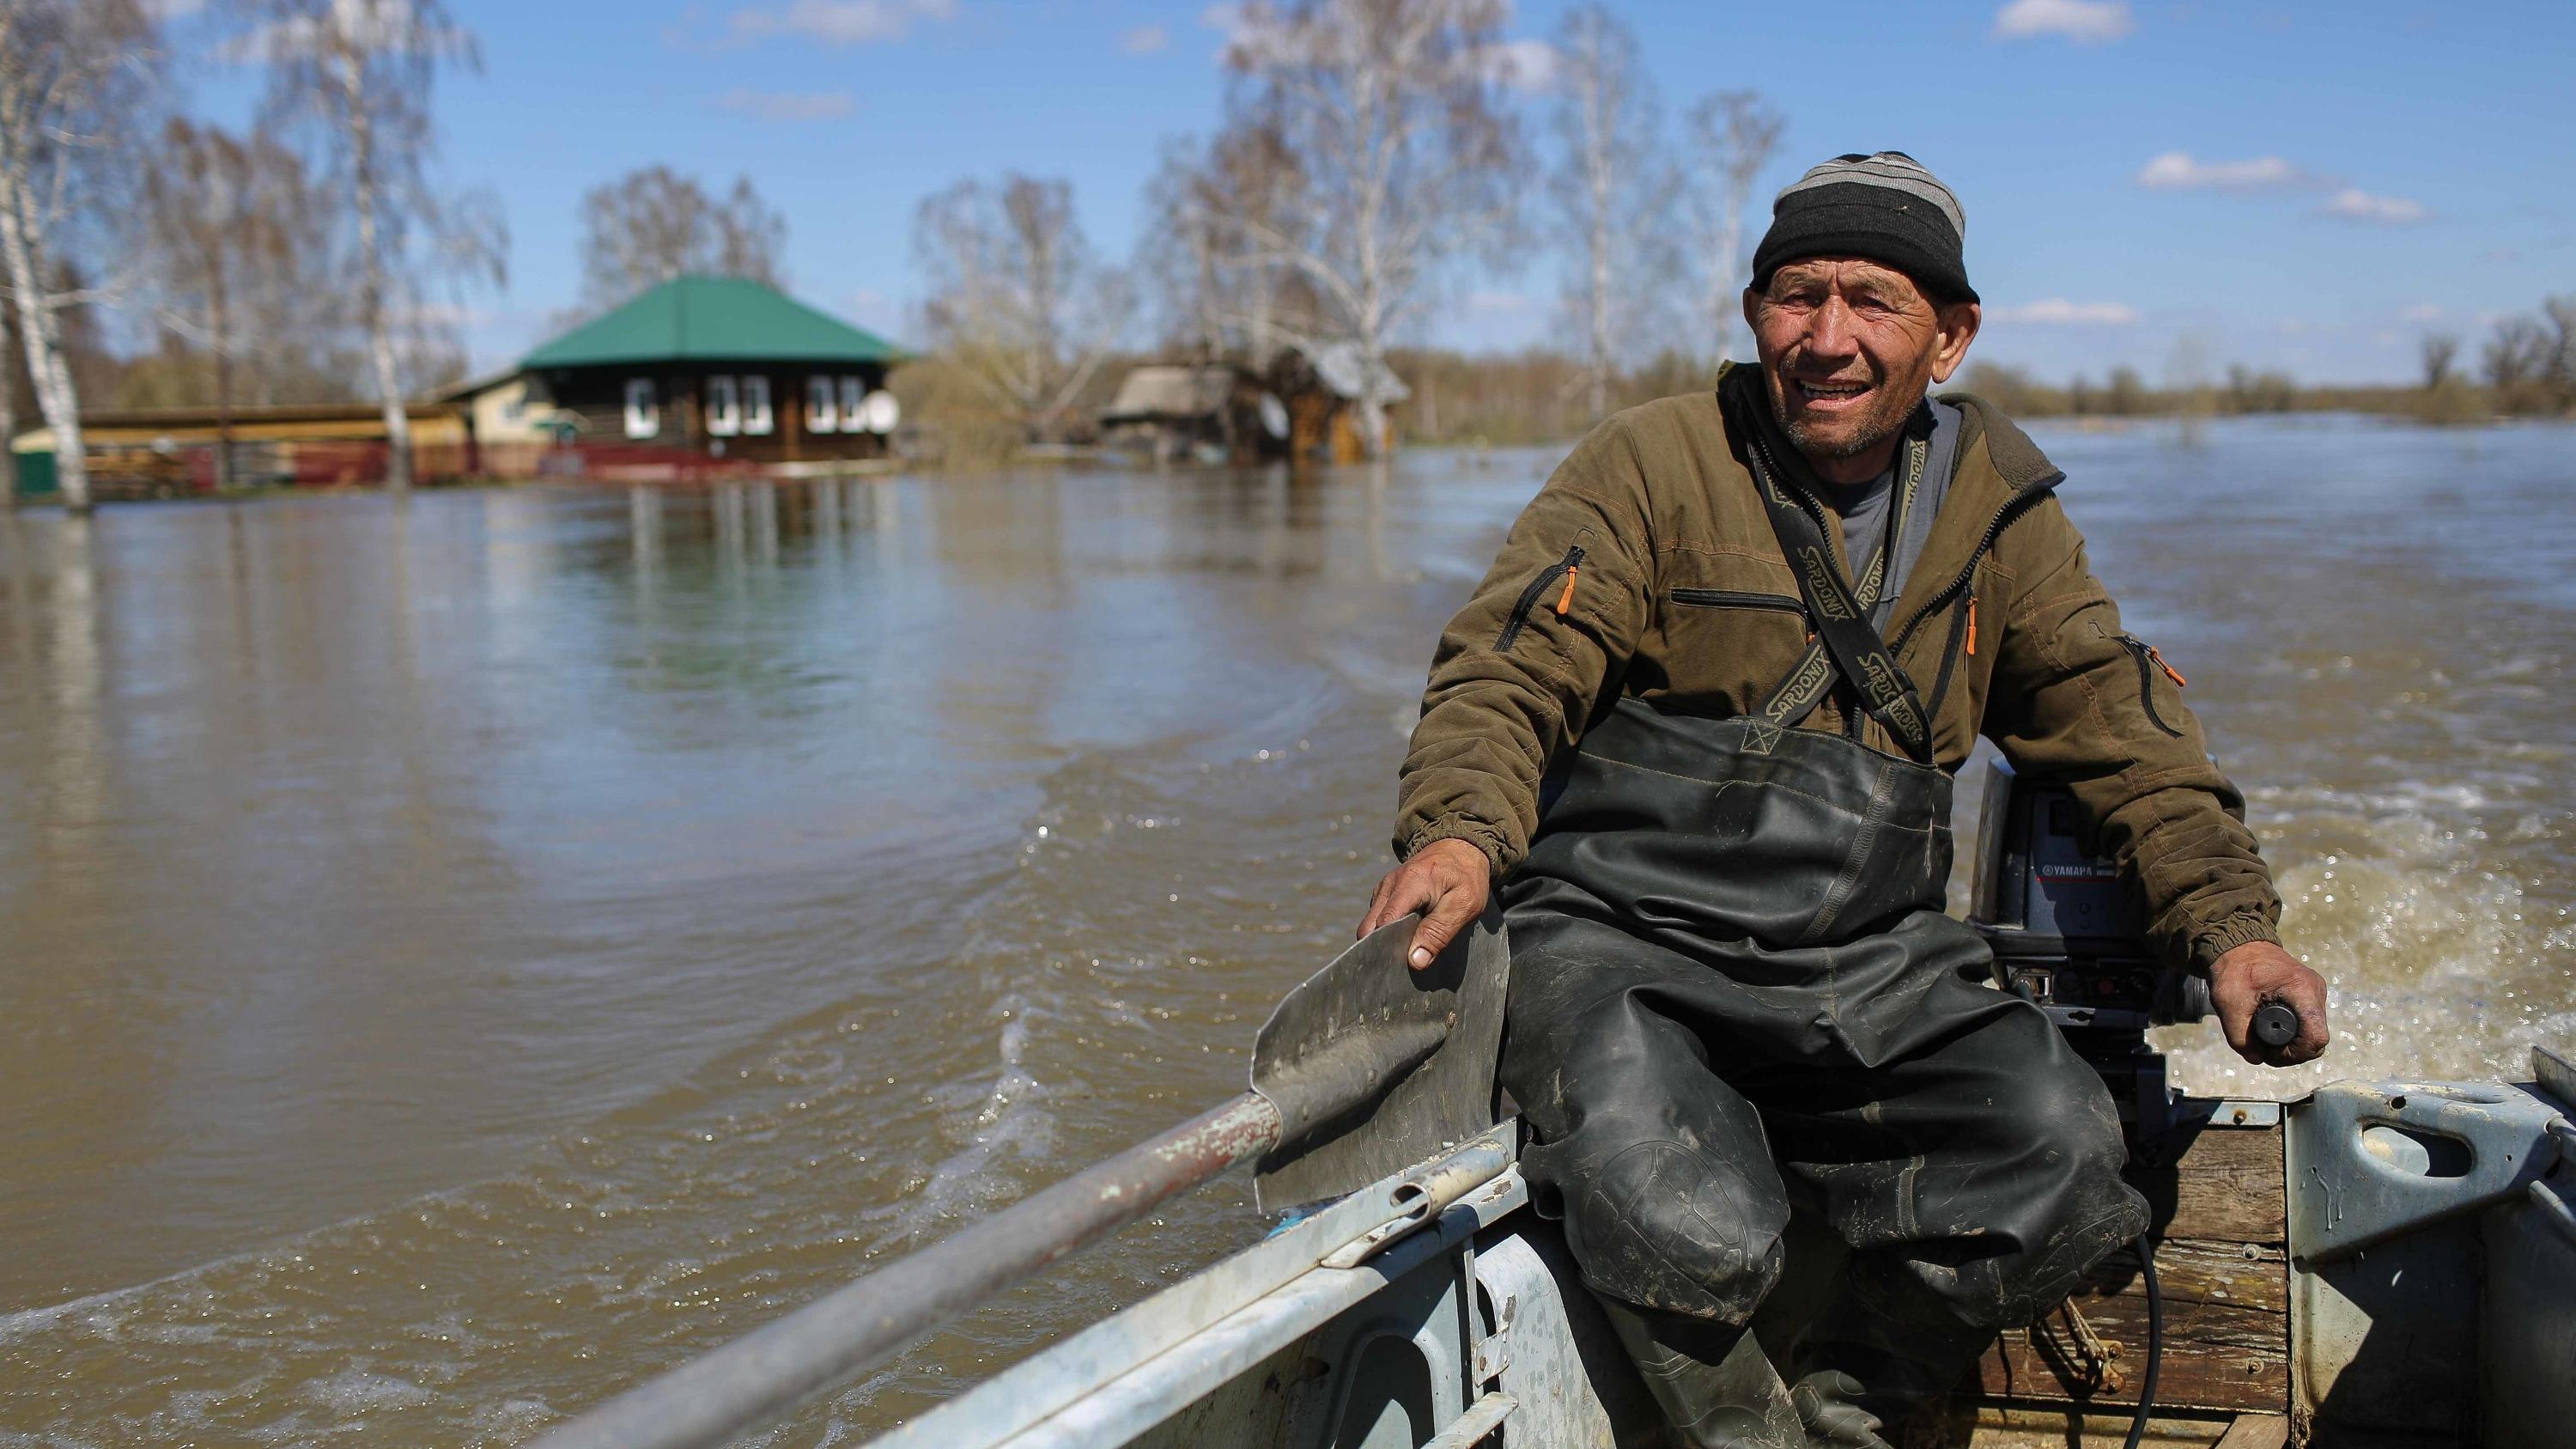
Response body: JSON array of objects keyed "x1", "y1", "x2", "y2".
[
  {"x1": 1781, "y1": 412, "x2": 1884, "y2": 460},
  {"x1": 1766, "y1": 370, "x2": 1917, "y2": 464}
]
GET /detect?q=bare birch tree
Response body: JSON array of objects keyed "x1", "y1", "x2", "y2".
[
  {"x1": 1681, "y1": 89, "x2": 1784, "y2": 365},
  {"x1": 2418, "y1": 334, "x2": 2458, "y2": 391},
  {"x1": 1142, "y1": 139, "x2": 1228, "y2": 361},
  {"x1": 0, "y1": 0, "x2": 156, "y2": 514},
  {"x1": 1217, "y1": 0, "x2": 1525, "y2": 455},
  {"x1": 1547, "y1": 3, "x2": 1673, "y2": 421},
  {"x1": 247, "y1": 0, "x2": 504, "y2": 494},
  {"x1": 2483, "y1": 316, "x2": 2549, "y2": 391},
  {"x1": 913, "y1": 173, "x2": 1132, "y2": 438},
  {"x1": 2543, "y1": 296, "x2": 2576, "y2": 409},
  {"x1": 141, "y1": 119, "x2": 331, "y2": 490},
  {"x1": 575, "y1": 167, "x2": 787, "y2": 314},
  {"x1": 1143, "y1": 116, "x2": 1311, "y2": 367}
]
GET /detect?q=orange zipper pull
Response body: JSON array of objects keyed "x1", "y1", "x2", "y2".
[
  {"x1": 1554, "y1": 564, "x2": 1578, "y2": 616},
  {"x1": 1965, "y1": 597, "x2": 1978, "y2": 656},
  {"x1": 2148, "y1": 645, "x2": 2186, "y2": 687}
]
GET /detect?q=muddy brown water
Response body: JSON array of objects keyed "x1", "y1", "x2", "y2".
[{"x1": 3, "y1": 417, "x2": 2571, "y2": 1445}]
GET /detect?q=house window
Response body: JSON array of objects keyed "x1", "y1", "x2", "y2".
[
  {"x1": 839, "y1": 376, "x2": 866, "y2": 429},
  {"x1": 805, "y1": 374, "x2": 838, "y2": 433},
  {"x1": 623, "y1": 378, "x2": 659, "y2": 439},
  {"x1": 743, "y1": 375, "x2": 773, "y2": 435},
  {"x1": 707, "y1": 374, "x2": 741, "y2": 436}
]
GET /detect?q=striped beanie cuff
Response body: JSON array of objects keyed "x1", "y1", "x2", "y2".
[{"x1": 1749, "y1": 151, "x2": 1977, "y2": 306}]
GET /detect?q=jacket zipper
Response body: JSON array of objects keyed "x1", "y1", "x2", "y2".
[
  {"x1": 1496, "y1": 545, "x2": 1587, "y2": 649},
  {"x1": 1888, "y1": 478, "x2": 2062, "y2": 656},
  {"x1": 1670, "y1": 588, "x2": 1804, "y2": 613},
  {"x1": 2116, "y1": 634, "x2": 2187, "y2": 737}
]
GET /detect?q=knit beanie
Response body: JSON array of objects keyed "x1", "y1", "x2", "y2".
[{"x1": 1748, "y1": 152, "x2": 1977, "y2": 306}]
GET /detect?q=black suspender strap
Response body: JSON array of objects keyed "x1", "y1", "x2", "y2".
[{"x1": 1731, "y1": 399, "x2": 1940, "y2": 763}]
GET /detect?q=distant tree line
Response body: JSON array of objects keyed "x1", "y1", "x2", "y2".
[{"x1": 1950, "y1": 296, "x2": 2576, "y2": 427}]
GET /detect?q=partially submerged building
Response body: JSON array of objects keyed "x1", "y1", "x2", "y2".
[
  {"x1": 7, "y1": 400, "x2": 475, "y2": 500},
  {"x1": 1095, "y1": 344, "x2": 1406, "y2": 467},
  {"x1": 509, "y1": 276, "x2": 907, "y2": 474},
  {"x1": 5, "y1": 276, "x2": 910, "y2": 497},
  {"x1": 1097, "y1": 363, "x2": 1290, "y2": 463},
  {"x1": 1285, "y1": 343, "x2": 1408, "y2": 465}
]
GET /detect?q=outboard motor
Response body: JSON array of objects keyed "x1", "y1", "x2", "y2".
[{"x1": 1966, "y1": 758, "x2": 2212, "y2": 1145}]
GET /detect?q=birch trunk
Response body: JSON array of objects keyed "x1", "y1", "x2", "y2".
[
  {"x1": 210, "y1": 265, "x2": 235, "y2": 493},
  {"x1": 1580, "y1": 34, "x2": 1613, "y2": 422},
  {"x1": 339, "y1": 41, "x2": 411, "y2": 494},
  {"x1": 1587, "y1": 189, "x2": 1611, "y2": 421},
  {"x1": 1709, "y1": 210, "x2": 1740, "y2": 364},
  {"x1": 0, "y1": 317, "x2": 16, "y2": 508},
  {"x1": 0, "y1": 167, "x2": 89, "y2": 513}
]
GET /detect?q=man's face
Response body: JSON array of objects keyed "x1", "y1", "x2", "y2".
[{"x1": 1742, "y1": 257, "x2": 1979, "y2": 478}]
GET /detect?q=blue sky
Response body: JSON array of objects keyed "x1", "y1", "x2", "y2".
[{"x1": 185, "y1": 0, "x2": 2576, "y2": 385}]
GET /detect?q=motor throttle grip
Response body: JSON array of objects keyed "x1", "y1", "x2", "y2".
[{"x1": 2251, "y1": 1000, "x2": 2300, "y2": 1050}]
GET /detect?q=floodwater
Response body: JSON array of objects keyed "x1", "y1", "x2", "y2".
[{"x1": 2, "y1": 416, "x2": 2570, "y2": 1445}]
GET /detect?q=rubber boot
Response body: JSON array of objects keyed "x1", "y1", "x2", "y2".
[
  {"x1": 1787, "y1": 1370, "x2": 1889, "y2": 1449},
  {"x1": 1599, "y1": 1299, "x2": 1807, "y2": 1449},
  {"x1": 1780, "y1": 1273, "x2": 1990, "y2": 1449}
]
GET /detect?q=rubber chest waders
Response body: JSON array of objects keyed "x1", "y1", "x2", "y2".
[{"x1": 1496, "y1": 384, "x2": 2149, "y2": 1446}]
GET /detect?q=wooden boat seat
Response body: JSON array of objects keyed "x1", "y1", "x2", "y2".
[{"x1": 1937, "y1": 1111, "x2": 2290, "y2": 1447}]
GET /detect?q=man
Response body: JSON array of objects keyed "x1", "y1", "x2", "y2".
[{"x1": 1358, "y1": 153, "x2": 2330, "y2": 1448}]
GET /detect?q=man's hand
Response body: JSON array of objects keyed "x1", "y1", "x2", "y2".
[
  {"x1": 1358, "y1": 837, "x2": 1492, "y2": 971},
  {"x1": 2209, "y1": 941, "x2": 2330, "y2": 1067}
]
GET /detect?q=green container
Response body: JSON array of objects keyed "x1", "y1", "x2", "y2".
[{"x1": 11, "y1": 448, "x2": 56, "y2": 496}]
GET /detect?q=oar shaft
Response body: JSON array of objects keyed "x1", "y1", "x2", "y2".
[{"x1": 532, "y1": 1092, "x2": 1285, "y2": 1449}]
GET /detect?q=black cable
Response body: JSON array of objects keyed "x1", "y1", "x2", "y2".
[{"x1": 2124, "y1": 1233, "x2": 2162, "y2": 1449}]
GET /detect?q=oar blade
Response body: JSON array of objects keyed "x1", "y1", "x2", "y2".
[{"x1": 1249, "y1": 910, "x2": 1509, "y2": 1211}]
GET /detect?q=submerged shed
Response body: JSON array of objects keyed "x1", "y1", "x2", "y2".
[
  {"x1": 1097, "y1": 362, "x2": 1289, "y2": 464},
  {"x1": 1280, "y1": 343, "x2": 1407, "y2": 464}
]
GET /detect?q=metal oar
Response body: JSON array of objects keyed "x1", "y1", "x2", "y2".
[{"x1": 531, "y1": 911, "x2": 1509, "y2": 1449}]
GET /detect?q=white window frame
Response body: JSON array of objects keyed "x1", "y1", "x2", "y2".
[
  {"x1": 623, "y1": 378, "x2": 659, "y2": 440},
  {"x1": 805, "y1": 374, "x2": 838, "y2": 433},
  {"x1": 742, "y1": 374, "x2": 773, "y2": 435},
  {"x1": 706, "y1": 374, "x2": 741, "y2": 436},
  {"x1": 839, "y1": 375, "x2": 866, "y2": 429}
]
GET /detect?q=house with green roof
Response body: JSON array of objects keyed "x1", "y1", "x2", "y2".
[{"x1": 484, "y1": 276, "x2": 908, "y2": 469}]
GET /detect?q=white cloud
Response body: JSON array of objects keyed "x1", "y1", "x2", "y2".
[
  {"x1": 2400, "y1": 302, "x2": 2445, "y2": 323},
  {"x1": 842, "y1": 287, "x2": 901, "y2": 332},
  {"x1": 2136, "y1": 151, "x2": 2306, "y2": 190},
  {"x1": 1120, "y1": 22, "x2": 1169, "y2": 52},
  {"x1": 2320, "y1": 187, "x2": 2430, "y2": 224},
  {"x1": 1987, "y1": 299, "x2": 2143, "y2": 326},
  {"x1": 1993, "y1": 0, "x2": 2134, "y2": 43},
  {"x1": 1200, "y1": 3, "x2": 1259, "y2": 51},
  {"x1": 717, "y1": 87, "x2": 854, "y2": 121},
  {"x1": 729, "y1": 0, "x2": 957, "y2": 46},
  {"x1": 1484, "y1": 38, "x2": 1558, "y2": 94}
]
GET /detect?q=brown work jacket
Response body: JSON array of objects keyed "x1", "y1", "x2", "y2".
[{"x1": 1393, "y1": 372, "x2": 2282, "y2": 973}]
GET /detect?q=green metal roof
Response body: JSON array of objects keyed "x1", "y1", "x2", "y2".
[{"x1": 520, "y1": 276, "x2": 906, "y2": 369}]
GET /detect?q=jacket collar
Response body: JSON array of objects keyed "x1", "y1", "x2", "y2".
[{"x1": 1708, "y1": 365, "x2": 2066, "y2": 640}]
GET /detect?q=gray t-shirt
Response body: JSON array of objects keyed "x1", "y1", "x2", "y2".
[
  {"x1": 1815, "y1": 469, "x2": 1894, "y2": 585},
  {"x1": 1806, "y1": 399, "x2": 1961, "y2": 625}
]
